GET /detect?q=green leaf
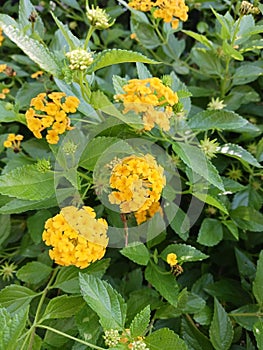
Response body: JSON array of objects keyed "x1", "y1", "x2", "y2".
[
  {"x1": 235, "y1": 248, "x2": 256, "y2": 285},
  {"x1": 209, "y1": 298, "x2": 234, "y2": 350},
  {"x1": 130, "y1": 305, "x2": 150, "y2": 338},
  {"x1": 0, "y1": 196, "x2": 60, "y2": 214},
  {"x1": 230, "y1": 304, "x2": 262, "y2": 331},
  {"x1": 145, "y1": 328, "x2": 188, "y2": 350},
  {"x1": 222, "y1": 220, "x2": 239, "y2": 240},
  {"x1": 121, "y1": 242, "x2": 150, "y2": 266},
  {"x1": 0, "y1": 306, "x2": 28, "y2": 350},
  {"x1": 232, "y1": 64, "x2": 263, "y2": 85},
  {"x1": 188, "y1": 110, "x2": 251, "y2": 131},
  {"x1": 183, "y1": 30, "x2": 213, "y2": 48},
  {"x1": 0, "y1": 285, "x2": 37, "y2": 313},
  {"x1": 136, "y1": 62, "x2": 152, "y2": 79},
  {"x1": 197, "y1": 218, "x2": 224, "y2": 247},
  {"x1": 41, "y1": 295, "x2": 85, "y2": 320},
  {"x1": 253, "y1": 251, "x2": 263, "y2": 305},
  {"x1": 79, "y1": 136, "x2": 120, "y2": 171},
  {"x1": 16, "y1": 261, "x2": 52, "y2": 285},
  {"x1": 0, "y1": 164, "x2": 55, "y2": 201},
  {"x1": 169, "y1": 204, "x2": 190, "y2": 240},
  {"x1": 172, "y1": 142, "x2": 224, "y2": 191},
  {"x1": 87, "y1": 49, "x2": 158, "y2": 73},
  {"x1": 177, "y1": 289, "x2": 206, "y2": 314},
  {"x1": 145, "y1": 261, "x2": 179, "y2": 307},
  {"x1": 253, "y1": 320, "x2": 263, "y2": 349},
  {"x1": 222, "y1": 41, "x2": 243, "y2": 61},
  {"x1": 0, "y1": 214, "x2": 11, "y2": 247},
  {"x1": 0, "y1": 23, "x2": 61, "y2": 76},
  {"x1": 217, "y1": 143, "x2": 261, "y2": 168},
  {"x1": 79, "y1": 273, "x2": 127, "y2": 330},
  {"x1": 193, "y1": 193, "x2": 228, "y2": 214},
  {"x1": 0, "y1": 101, "x2": 25, "y2": 124},
  {"x1": 27, "y1": 210, "x2": 52, "y2": 243},
  {"x1": 182, "y1": 316, "x2": 213, "y2": 350},
  {"x1": 19, "y1": 0, "x2": 45, "y2": 36},
  {"x1": 230, "y1": 206, "x2": 263, "y2": 232},
  {"x1": 160, "y1": 244, "x2": 208, "y2": 264}
]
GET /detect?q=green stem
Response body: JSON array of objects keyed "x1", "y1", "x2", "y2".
[
  {"x1": 24, "y1": 267, "x2": 60, "y2": 350},
  {"x1": 37, "y1": 324, "x2": 107, "y2": 350},
  {"x1": 229, "y1": 312, "x2": 263, "y2": 317},
  {"x1": 84, "y1": 26, "x2": 95, "y2": 50}
]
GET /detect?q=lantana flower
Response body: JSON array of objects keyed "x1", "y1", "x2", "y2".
[
  {"x1": 3, "y1": 133, "x2": 23, "y2": 152},
  {"x1": 66, "y1": 49, "x2": 94, "y2": 70},
  {"x1": 25, "y1": 92, "x2": 79, "y2": 144},
  {"x1": 108, "y1": 154, "x2": 166, "y2": 214},
  {"x1": 115, "y1": 77, "x2": 178, "y2": 131},
  {"x1": 86, "y1": 4, "x2": 114, "y2": 29},
  {"x1": 128, "y1": 0, "x2": 189, "y2": 29},
  {"x1": 42, "y1": 206, "x2": 109, "y2": 269}
]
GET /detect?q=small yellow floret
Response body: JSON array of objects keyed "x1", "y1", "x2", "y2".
[{"x1": 167, "y1": 253, "x2": 178, "y2": 266}]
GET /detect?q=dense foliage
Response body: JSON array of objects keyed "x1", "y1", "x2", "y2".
[{"x1": 0, "y1": 0, "x2": 263, "y2": 349}]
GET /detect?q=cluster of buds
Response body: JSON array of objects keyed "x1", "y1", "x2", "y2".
[
  {"x1": 103, "y1": 329, "x2": 121, "y2": 347},
  {"x1": 240, "y1": 1, "x2": 260, "y2": 15},
  {"x1": 3, "y1": 133, "x2": 23, "y2": 152},
  {"x1": 0, "y1": 64, "x2": 16, "y2": 77},
  {"x1": 66, "y1": 49, "x2": 94, "y2": 71},
  {"x1": 86, "y1": 4, "x2": 114, "y2": 30}
]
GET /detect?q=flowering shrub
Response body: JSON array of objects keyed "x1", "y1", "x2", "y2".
[{"x1": 0, "y1": 0, "x2": 262, "y2": 349}]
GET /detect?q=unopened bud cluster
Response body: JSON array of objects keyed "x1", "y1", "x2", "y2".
[
  {"x1": 86, "y1": 5, "x2": 113, "y2": 29},
  {"x1": 66, "y1": 49, "x2": 93, "y2": 70},
  {"x1": 240, "y1": 1, "x2": 260, "y2": 15},
  {"x1": 103, "y1": 329, "x2": 121, "y2": 347},
  {"x1": 129, "y1": 339, "x2": 149, "y2": 350}
]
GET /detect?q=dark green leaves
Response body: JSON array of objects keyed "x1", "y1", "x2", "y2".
[
  {"x1": 145, "y1": 328, "x2": 188, "y2": 350},
  {"x1": 121, "y1": 242, "x2": 150, "y2": 266},
  {"x1": 79, "y1": 273, "x2": 127, "y2": 330},
  {"x1": 252, "y1": 251, "x2": 263, "y2": 305}
]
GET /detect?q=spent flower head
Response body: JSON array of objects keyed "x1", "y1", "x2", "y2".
[
  {"x1": 66, "y1": 49, "x2": 94, "y2": 70},
  {"x1": 207, "y1": 97, "x2": 226, "y2": 110},
  {"x1": 240, "y1": 1, "x2": 260, "y2": 15},
  {"x1": 225, "y1": 165, "x2": 243, "y2": 181},
  {"x1": 86, "y1": 4, "x2": 114, "y2": 29},
  {"x1": 199, "y1": 137, "x2": 219, "y2": 159},
  {"x1": 0, "y1": 261, "x2": 17, "y2": 281}
]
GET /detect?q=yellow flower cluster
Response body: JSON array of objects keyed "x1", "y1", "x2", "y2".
[
  {"x1": 0, "y1": 28, "x2": 4, "y2": 46},
  {"x1": 108, "y1": 154, "x2": 166, "y2": 214},
  {"x1": 3, "y1": 133, "x2": 23, "y2": 152},
  {"x1": 42, "y1": 206, "x2": 109, "y2": 269},
  {"x1": 0, "y1": 64, "x2": 7, "y2": 74},
  {"x1": 25, "y1": 92, "x2": 80, "y2": 144},
  {"x1": 0, "y1": 88, "x2": 10, "y2": 99},
  {"x1": 134, "y1": 201, "x2": 163, "y2": 224},
  {"x1": 115, "y1": 78, "x2": 178, "y2": 131},
  {"x1": 129, "y1": 0, "x2": 188, "y2": 29}
]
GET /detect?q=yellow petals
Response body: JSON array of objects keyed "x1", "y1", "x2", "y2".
[
  {"x1": 109, "y1": 154, "x2": 166, "y2": 214},
  {"x1": 167, "y1": 253, "x2": 178, "y2": 266},
  {"x1": 129, "y1": 0, "x2": 188, "y2": 29},
  {"x1": 0, "y1": 28, "x2": 4, "y2": 47},
  {"x1": 3, "y1": 133, "x2": 24, "y2": 151},
  {"x1": 115, "y1": 78, "x2": 178, "y2": 131},
  {"x1": 42, "y1": 206, "x2": 109, "y2": 269},
  {"x1": 31, "y1": 70, "x2": 44, "y2": 79},
  {"x1": 25, "y1": 92, "x2": 80, "y2": 144}
]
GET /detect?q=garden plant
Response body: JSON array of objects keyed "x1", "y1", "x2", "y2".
[{"x1": 0, "y1": 0, "x2": 263, "y2": 349}]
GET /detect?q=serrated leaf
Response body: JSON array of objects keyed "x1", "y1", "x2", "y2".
[
  {"x1": 222, "y1": 220, "x2": 239, "y2": 240},
  {"x1": 145, "y1": 328, "x2": 188, "y2": 350},
  {"x1": 79, "y1": 273, "x2": 127, "y2": 330},
  {"x1": 173, "y1": 142, "x2": 224, "y2": 191},
  {"x1": 16, "y1": 261, "x2": 52, "y2": 284},
  {"x1": 160, "y1": 244, "x2": 208, "y2": 263},
  {"x1": 232, "y1": 64, "x2": 263, "y2": 85},
  {"x1": 252, "y1": 251, "x2": 263, "y2": 305},
  {"x1": 130, "y1": 305, "x2": 150, "y2": 338},
  {"x1": 193, "y1": 193, "x2": 228, "y2": 214},
  {"x1": 188, "y1": 110, "x2": 250, "y2": 131},
  {"x1": 197, "y1": 218, "x2": 223, "y2": 247},
  {"x1": 218, "y1": 143, "x2": 261, "y2": 168},
  {"x1": 182, "y1": 316, "x2": 213, "y2": 350},
  {"x1": 0, "y1": 306, "x2": 28, "y2": 350},
  {"x1": 112, "y1": 75, "x2": 127, "y2": 95},
  {"x1": 87, "y1": 49, "x2": 159, "y2": 72},
  {"x1": 209, "y1": 298, "x2": 234, "y2": 350},
  {"x1": 230, "y1": 206, "x2": 263, "y2": 232},
  {"x1": 41, "y1": 295, "x2": 85, "y2": 320},
  {"x1": 0, "y1": 24, "x2": 61, "y2": 76},
  {"x1": 136, "y1": 62, "x2": 152, "y2": 79},
  {"x1": 0, "y1": 164, "x2": 55, "y2": 201},
  {"x1": 121, "y1": 242, "x2": 150, "y2": 266},
  {"x1": 0, "y1": 214, "x2": 11, "y2": 247},
  {"x1": 0, "y1": 285, "x2": 37, "y2": 313},
  {"x1": 182, "y1": 30, "x2": 213, "y2": 48},
  {"x1": 145, "y1": 261, "x2": 179, "y2": 307}
]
